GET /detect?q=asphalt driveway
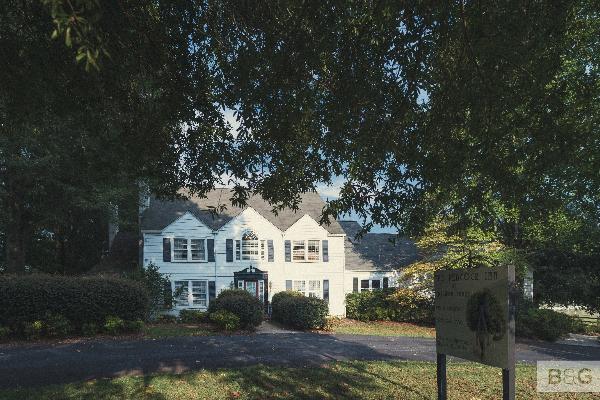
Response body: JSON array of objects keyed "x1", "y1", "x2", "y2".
[{"x1": 1, "y1": 332, "x2": 599, "y2": 389}]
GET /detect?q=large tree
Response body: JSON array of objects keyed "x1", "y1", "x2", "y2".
[{"x1": 3, "y1": 1, "x2": 599, "y2": 274}]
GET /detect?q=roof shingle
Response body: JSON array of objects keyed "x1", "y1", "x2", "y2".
[
  {"x1": 140, "y1": 188, "x2": 344, "y2": 234},
  {"x1": 340, "y1": 220, "x2": 419, "y2": 271}
]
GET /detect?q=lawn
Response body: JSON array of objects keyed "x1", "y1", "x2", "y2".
[
  {"x1": 1, "y1": 360, "x2": 593, "y2": 399},
  {"x1": 329, "y1": 319, "x2": 436, "y2": 338}
]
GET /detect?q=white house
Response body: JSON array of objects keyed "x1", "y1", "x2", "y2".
[{"x1": 139, "y1": 189, "x2": 418, "y2": 316}]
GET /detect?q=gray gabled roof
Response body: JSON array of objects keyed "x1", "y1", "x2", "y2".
[
  {"x1": 140, "y1": 188, "x2": 344, "y2": 235},
  {"x1": 340, "y1": 220, "x2": 419, "y2": 271}
]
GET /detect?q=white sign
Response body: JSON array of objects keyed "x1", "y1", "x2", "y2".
[
  {"x1": 537, "y1": 361, "x2": 600, "y2": 392},
  {"x1": 434, "y1": 265, "x2": 514, "y2": 369}
]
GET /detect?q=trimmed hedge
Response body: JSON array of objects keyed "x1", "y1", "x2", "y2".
[
  {"x1": 208, "y1": 289, "x2": 263, "y2": 329},
  {"x1": 345, "y1": 288, "x2": 434, "y2": 324},
  {"x1": 516, "y1": 300, "x2": 586, "y2": 341},
  {"x1": 0, "y1": 274, "x2": 149, "y2": 335},
  {"x1": 271, "y1": 291, "x2": 329, "y2": 329}
]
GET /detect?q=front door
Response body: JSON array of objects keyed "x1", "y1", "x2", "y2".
[{"x1": 244, "y1": 280, "x2": 257, "y2": 297}]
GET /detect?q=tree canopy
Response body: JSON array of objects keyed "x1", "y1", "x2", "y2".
[{"x1": 1, "y1": 1, "x2": 599, "y2": 275}]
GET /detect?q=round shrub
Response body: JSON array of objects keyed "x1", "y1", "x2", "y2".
[
  {"x1": 271, "y1": 291, "x2": 328, "y2": 330},
  {"x1": 210, "y1": 310, "x2": 241, "y2": 331},
  {"x1": 0, "y1": 274, "x2": 149, "y2": 336},
  {"x1": 208, "y1": 289, "x2": 263, "y2": 329}
]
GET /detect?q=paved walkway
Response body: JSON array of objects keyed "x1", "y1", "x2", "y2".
[{"x1": 1, "y1": 333, "x2": 600, "y2": 389}]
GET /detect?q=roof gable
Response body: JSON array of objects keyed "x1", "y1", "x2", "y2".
[{"x1": 140, "y1": 188, "x2": 344, "y2": 235}]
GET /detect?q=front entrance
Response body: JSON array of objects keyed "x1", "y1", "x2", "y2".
[
  {"x1": 234, "y1": 266, "x2": 269, "y2": 310},
  {"x1": 239, "y1": 279, "x2": 265, "y2": 303}
]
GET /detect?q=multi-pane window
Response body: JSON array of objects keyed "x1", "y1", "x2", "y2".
[
  {"x1": 293, "y1": 280, "x2": 306, "y2": 294},
  {"x1": 292, "y1": 280, "x2": 321, "y2": 298},
  {"x1": 360, "y1": 279, "x2": 382, "y2": 292},
  {"x1": 241, "y1": 231, "x2": 259, "y2": 260},
  {"x1": 174, "y1": 280, "x2": 189, "y2": 306},
  {"x1": 190, "y1": 239, "x2": 206, "y2": 260},
  {"x1": 308, "y1": 280, "x2": 321, "y2": 298},
  {"x1": 171, "y1": 238, "x2": 207, "y2": 262},
  {"x1": 292, "y1": 241, "x2": 305, "y2": 261},
  {"x1": 173, "y1": 238, "x2": 189, "y2": 261},
  {"x1": 173, "y1": 280, "x2": 208, "y2": 308},
  {"x1": 191, "y1": 281, "x2": 207, "y2": 306},
  {"x1": 291, "y1": 240, "x2": 321, "y2": 262},
  {"x1": 307, "y1": 240, "x2": 320, "y2": 261},
  {"x1": 235, "y1": 240, "x2": 241, "y2": 260}
]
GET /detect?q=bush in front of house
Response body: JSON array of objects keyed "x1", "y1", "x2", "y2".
[
  {"x1": 0, "y1": 326, "x2": 10, "y2": 340},
  {"x1": 156, "y1": 314, "x2": 178, "y2": 324},
  {"x1": 516, "y1": 300, "x2": 585, "y2": 341},
  {"x1": 0, "y1": 274, "x2": 149, "y2": 338},
  {"x1": 210, "y1": 310, "x2": 241, "y2": 331},
  {"x1": 103, "y1": 316, "x2": 145, "y2": 335},
  {"x1": 179, "y1": 309, "x2": 208, "y2": 324},
  {"x1": 345, "y1": 288, "x2": 434, "y2": 325},
  {"x1": 271, "y1": 291, "x2": 329, "y2": 330},
  {"x1": 208, "y1": 289, "x2": 263, "y2": 330}
]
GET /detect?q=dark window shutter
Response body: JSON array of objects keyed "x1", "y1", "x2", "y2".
[
  {"x1": 284, "y1": 240, "x2": 291, "y2": 262},
  {"x1": 163, "y1": 238, "x2": 171, "y2": 262},
  {"x1": 226, "y1": 239, "x2": 233, "y2": 262},
  {"x1": 267, "y1": 240, "x2": 274, "y2": 262},
  {"x1": 207, "y1": 239, "x2": 215, "y2": 262},
  {"x1": 235, "y1": 240, "x2": 241, "y2": 260},
  {"x1": 323, "y1": 279, "x2": 329, "y2": 303},
  {"x1": 322, "y1": 240, "x2": 329, "y2": 262},
  {"x1": 208, "y1": 281, "x2": 216, "y2": 302},
  {"x1": 383, "y1": 277, "x2": 389, "y2": 289},
  {"x1": 163, "y1": 280, "x2": 172, "y2": 307},
  {"x1": 353, "y1": 277, "x2": 358, "y2": 293},
  {"x1": 285, "y1": 280, "x2": 292, "y2": 291}
]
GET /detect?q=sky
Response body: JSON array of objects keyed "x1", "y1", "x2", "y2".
[{"x1": 223, "y1": 109, "x2": 396, "y2": 234}]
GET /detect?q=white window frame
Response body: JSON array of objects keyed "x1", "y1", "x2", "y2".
[
  {"x1": 170, "y1": 238, "x2": 208, "y2": 262},
  {"x1": 360, "y1": 279, "x2": 382, "y2": 292},
  {"x1": 173, "y1": 280, "x2": 208, "y2": 308},
  {"x1": 291, "y1": 239, "x2": 321, "y2": 262},
  {"x1": 293, "y1": 280, "x2": 306, "y2": 294},
  {"x1": 241, "y1": 231, "x2": 260, "y2": 260},
  {"x1": 308, "y1": 280, "x2": 321, "y2": 298}
]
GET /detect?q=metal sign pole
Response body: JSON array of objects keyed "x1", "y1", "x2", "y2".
[{"x1": 437, "y1": 353, "x2": 447, "y2": 400}]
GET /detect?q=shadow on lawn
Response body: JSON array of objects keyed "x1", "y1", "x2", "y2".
[{"x1": 1, "y1": 332, "x2": 434, "y2": 399}]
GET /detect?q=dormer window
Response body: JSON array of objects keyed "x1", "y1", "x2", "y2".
[{"x1": 241, "y1": 231, "x2": 259, "y2": 260}]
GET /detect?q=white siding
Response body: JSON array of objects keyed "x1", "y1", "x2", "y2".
[{"x1": 142, "y1": 210, "x2": 349, "y2": 315}]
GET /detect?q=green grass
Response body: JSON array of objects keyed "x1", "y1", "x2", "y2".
[
  {"x1": 1, "y1": 361, "x2": 594, "y2": 399},
  {"x1": 142, "y1": 323, "x2": 215, "y2": 338},
  {"x1": 330, "y1": 319, "x2": 436, "y2": 338}
]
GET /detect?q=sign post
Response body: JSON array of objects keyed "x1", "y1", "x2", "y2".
[{"x1": 434, "y1": 265, "x2": 516, "y2": 400}]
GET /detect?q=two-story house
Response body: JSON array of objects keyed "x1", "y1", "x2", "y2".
[{"x1": 139, "y1": 188, "x2": 418, "y2": 316}]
